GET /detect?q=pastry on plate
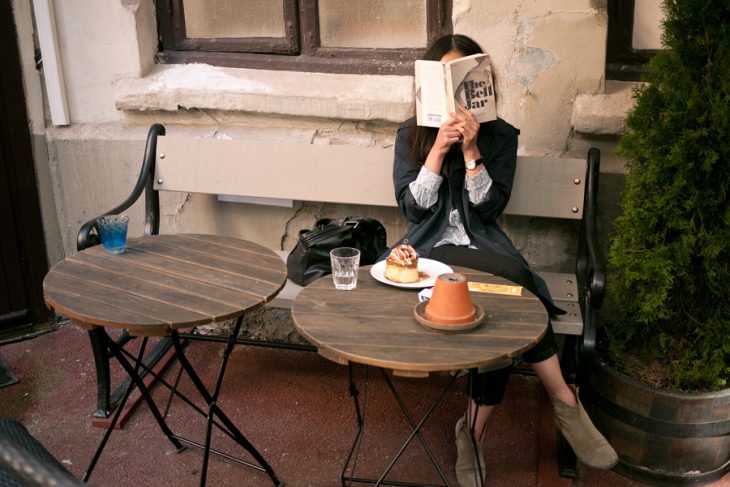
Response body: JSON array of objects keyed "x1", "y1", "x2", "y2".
[{"x1": 384, "y1": 244, "x2": 420, "y2": 283}]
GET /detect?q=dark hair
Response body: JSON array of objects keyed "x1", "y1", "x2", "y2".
[{"x1": 408, "y1": 35, "x2": 497, "y2": 168}]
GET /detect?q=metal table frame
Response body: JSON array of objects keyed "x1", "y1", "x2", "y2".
[
  {"x1": 83, "y1": 316, "x2": 282, "y2": 487},
  {"x1": 341, "y1": 364, "x2": 485, "y2": 487}
]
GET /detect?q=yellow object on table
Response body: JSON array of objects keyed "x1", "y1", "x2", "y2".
[{"x1": 468, "y1": 282, "x2": 523, "y2": 296}]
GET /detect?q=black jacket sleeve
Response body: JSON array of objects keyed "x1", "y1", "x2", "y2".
[
  {"x1": 470, "y1": 122, "x2": 519, "y2": 223},
  {"x1": 393, "y1": 123, "x2": 438, "y2": 224}
]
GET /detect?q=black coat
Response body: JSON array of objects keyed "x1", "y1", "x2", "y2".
[{"x1": 388, "y1": 117, "x2": 562, "y2": 316}]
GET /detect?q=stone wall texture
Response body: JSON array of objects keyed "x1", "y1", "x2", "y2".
[{"x1": 12, "y1": 0, "x2": 637, "y2": 275}]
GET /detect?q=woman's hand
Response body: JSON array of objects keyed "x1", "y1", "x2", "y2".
[
  {"x1": 432, "y1": 116, "x2": 463, "y2": 156},
  {"x1": 455, "y1": 105, "x2": 480, "y2": 157}
]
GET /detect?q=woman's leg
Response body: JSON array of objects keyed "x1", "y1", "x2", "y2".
[
  {"x1": 428, "y1": 245, "x2": 532, "y2": 485},
  {"x1": 530, "y1": 354, "x2": 576, "y2": 406},
  {"x1": 467, "y1": 400, "x2": 494, "y2": 442},
  {"x1": 527, "y1": 352, "x2": 617, "y2": 469},
  {"x1": 465, "y1": 365, "x2": 511, "y2": 439},
  {"x1": 428, "y1": 246, "x2": 616, "y2": 470}
]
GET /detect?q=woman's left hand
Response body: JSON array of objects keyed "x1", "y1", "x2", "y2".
[{"x1": 455, "y1": 104, "x2": 480, "y2": 154}]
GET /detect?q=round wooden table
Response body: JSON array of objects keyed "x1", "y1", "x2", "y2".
[
  {"x1": 43, "y1": 234, "x2": 287, "y2": 487},
  {"x1": 292, "y1": 265, "x2": 549, "y2": 377},
  {"x1": 292, "y1": 265, "x2": 549, "y2": 486},
  {"x1": 44, "y1": 234, "x2": 286, "y2": 336}
]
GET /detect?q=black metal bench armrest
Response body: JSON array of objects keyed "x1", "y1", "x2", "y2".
[
  {"x1": 575, "y1": 147, "x2": 605, "y2": 363},
  {"x1": 583, "y1": 147, "x2": 606, "y2": 309},
  {"x1": 77, "y1": 124, "x2": 165, "y2": 251}
]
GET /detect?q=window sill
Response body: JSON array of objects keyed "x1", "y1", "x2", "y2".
[
  {"x1": 114, "y1": 64, "x2": 415, "y2": 122},
  {"x1": 570, "y1": 81, "x2": 641, "y2": 135}
]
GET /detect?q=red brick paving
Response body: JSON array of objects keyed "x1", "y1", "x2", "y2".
[{"x1": 1, "y1": 325, "x2": 728, "y2": 486}]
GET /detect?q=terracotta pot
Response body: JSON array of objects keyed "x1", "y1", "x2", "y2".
[{"x1": 424, "y1": 273, "x2": 476, "y2": 325}]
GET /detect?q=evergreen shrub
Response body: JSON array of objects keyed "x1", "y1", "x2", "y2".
[{"x1": 605, "y1": 0, "x2": 730, "y2": 391}]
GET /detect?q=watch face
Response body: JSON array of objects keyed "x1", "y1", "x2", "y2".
[{"x1": 465, "y1": 159, "x2": 476, "y2": 170}]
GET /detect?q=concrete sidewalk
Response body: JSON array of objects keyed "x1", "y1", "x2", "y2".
[{"x1": 0, "y1": 325, "x2": 726, "y2": 486}]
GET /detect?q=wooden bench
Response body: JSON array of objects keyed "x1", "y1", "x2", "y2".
[{"x1": 76, "y1": 123, "x2": 604, "y2": 477}]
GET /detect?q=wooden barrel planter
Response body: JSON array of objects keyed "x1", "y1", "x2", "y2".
[{"x1": 582, "y1": 357, "x2": 730, "y2": 485}]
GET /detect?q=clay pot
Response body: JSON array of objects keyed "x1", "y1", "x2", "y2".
[{"x1": 424, "y1": 273, "x2": 476, "y2": 325}]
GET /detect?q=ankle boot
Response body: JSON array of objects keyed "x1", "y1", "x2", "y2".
[
  {"x1": 454, "y1": 415, "x2": 486, "y2": 487},
  {"x1": 550, "y1": 387, "x2": 618, "y2": 469}
]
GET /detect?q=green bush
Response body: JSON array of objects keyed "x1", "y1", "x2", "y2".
[{"x1": 605, "y1": 0, "x2": 730, "y2": 391}]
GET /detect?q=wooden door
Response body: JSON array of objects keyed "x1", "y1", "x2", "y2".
[{"x1": 0, "y1": 2, "x2": 50, "y2": 337}]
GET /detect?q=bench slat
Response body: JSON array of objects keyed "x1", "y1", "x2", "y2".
[
  {"x1": 155, "y1": 136, "x2": 396, "y2": 207},
  {"x1": 154, "y1": 137, "x2": 586, "y2": 219},
  {"x1": 541, "y1": 271, "x2": 582, "y2": 335}
]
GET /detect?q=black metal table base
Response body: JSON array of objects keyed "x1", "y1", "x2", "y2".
[
  {"x1": 342, "y1": 364, "x2": 459, "y2": 487},
  {"x1": 83, "y1": 316, "x2": 282, "y2": 487}
]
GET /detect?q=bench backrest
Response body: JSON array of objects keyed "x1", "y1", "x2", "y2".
[{"x1": 154, "y1": 136, "x2": 588, "y2": 220}]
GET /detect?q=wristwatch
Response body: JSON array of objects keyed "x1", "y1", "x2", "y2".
[{"x1": 465, "y1": 157, "x2": 482, "y2": 170}]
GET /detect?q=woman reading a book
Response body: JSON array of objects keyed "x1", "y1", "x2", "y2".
[{"x1": 391, "y1": 34, "x2": 617, "y2": 486}]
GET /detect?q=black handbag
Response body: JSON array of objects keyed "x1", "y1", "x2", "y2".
[{"x1": 286, "y1": 217, "x2": 387, "y2": 286}]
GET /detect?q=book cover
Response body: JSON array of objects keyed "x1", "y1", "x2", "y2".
[{"x1": 415, "y1": 53, "x2": 497, "y2": 128}]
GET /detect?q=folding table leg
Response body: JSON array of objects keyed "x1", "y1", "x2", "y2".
[
  {"x1": 341, "y1": 364, "x2": 456, "y2": 487},
  {"x1": 377, "y1": 370, "x2": 455, "y2": 486},
  {"x1": 558, "y1": 335, "x2": 578, "y2": 478},
  {"x1": 84, "y1": 337, "x2": 183, "y2": 481},
  {"x1": 465, "y1": 370, "x2": 485, "y2": 487},
  {"x1": 341, "y1": 363, "x2": 368, "y2": 486},
  {"x1": 169, "y1": 319, "x2": 282, "y2": 487}
]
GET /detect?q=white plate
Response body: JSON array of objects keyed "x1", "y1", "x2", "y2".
[{"x1": 370, "y1": 258, "x2": 454, "y2": 289}]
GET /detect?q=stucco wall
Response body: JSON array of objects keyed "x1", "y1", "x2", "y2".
[{"x1": 14, "y1": 0, "x2": 635, "y2": 273}]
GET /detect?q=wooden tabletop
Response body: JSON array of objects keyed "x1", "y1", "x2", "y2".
[
  {"x1": 43, "y1": 234, "x2": 287, "y2": 336},
  {"x1": 292, "y1": 266, "x2": 549, "y2": 377}
]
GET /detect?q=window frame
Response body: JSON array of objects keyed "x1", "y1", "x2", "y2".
[
  {"x1": 606, "y1": 0, "x2": 661, "y2": 81},
  {"x1": 156, "y1": 0, "x2": 452, "y2": 75}
]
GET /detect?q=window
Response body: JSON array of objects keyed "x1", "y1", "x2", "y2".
[
  {"x1": 606, "y1": 0, "x2": 664, "y2": 81},
  {"x1": 156, "y1": 0, "x2": 452, "y2": 75}
]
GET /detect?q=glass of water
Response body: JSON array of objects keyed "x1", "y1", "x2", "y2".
[
  {"x1": 330, "y1": 247, "x2": 360, "y2": 290},
  {"x1": 96, "y1": 214, "x2": 129, "y2": 254}
]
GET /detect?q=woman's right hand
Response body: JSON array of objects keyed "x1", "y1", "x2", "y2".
[
  {"x1": 423, "y1": 115, "x2": 461, "y2": 176},
  {"x1": 432, "y1": 115, "x2": 462, "y2": 156}
]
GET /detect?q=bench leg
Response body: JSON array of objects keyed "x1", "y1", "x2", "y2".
[
  {"x1": 88, "y1": 328, "x2": 112, "y2": 418},
  {"x1": 557, "y1": 431, "x2": 578, "y2": 478},
  {"x1": 558, "y1": 333, "x2": 578, "y2": 478}
]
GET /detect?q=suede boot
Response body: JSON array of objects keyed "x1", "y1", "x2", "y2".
[
  {"x1": 454, "y1": 415, "x2": 485, "y2": 487},
  {"x1": 550, "y1": 387, "x2": 618, "y2": 469}
]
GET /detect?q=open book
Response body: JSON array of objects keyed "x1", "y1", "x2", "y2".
[{"x1": 415, "y1": 53, "x2": 497, "y2": 128}]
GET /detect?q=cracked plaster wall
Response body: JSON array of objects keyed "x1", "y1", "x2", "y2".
[{"x1": 16, "y1": 0, "x2": 619, "y2": 273}]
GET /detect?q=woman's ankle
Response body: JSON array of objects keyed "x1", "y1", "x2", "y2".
[{"x1": 552, "y1": 385, "x2": 578, "y2": 407}]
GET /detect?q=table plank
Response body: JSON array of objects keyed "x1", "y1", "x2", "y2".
[
  {"x1": 294, "y1": 312, "x2": 547, "y2": 339},
  {"x1": 44, "y1": 271, "x2": 211, "y2": 329},
  {"x1": 52, "y1": 260, "x2": 245, "y2": 321},
  {"x1": 44, "y1": 283, "x2": 170, "y2": 334},
  {"x1": 80, "y1": 245, "x2": 283, "y2": 299},
  {"x1": 122, "y1": 238, "x2": 285, "y2": 283},
  {"x1": 157, "y1": 234, "x2": 285, "y2": 271},
  {"x1": 178, "y1": 234, "x2": 286, "y2": 263},
  {"x1": 316, "y1": 342, "x2": 533, "y2": 374},
  {"x1": 65, "y1": 251, "x2": 265, "y2": 310}
]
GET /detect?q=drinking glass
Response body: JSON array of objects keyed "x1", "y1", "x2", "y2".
[
  {"x1": 330, "y1": 247, "x2": 360, "y2": 290},
  {"x1": 96, "y1": 215, "x2": 129, "y2": 254}
]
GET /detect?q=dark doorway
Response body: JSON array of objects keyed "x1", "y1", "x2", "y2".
[{"x1": 0, "y1": 2, "x2": 52, "y2": 341}]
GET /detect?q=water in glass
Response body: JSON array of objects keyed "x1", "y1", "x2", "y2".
[{"x1": 330, "y1": 247, "x2": 360, "y2": 291}]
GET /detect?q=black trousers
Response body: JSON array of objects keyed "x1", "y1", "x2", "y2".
[{"x1": 428, "y1": 245, "x2": 559, "y2": 405}]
